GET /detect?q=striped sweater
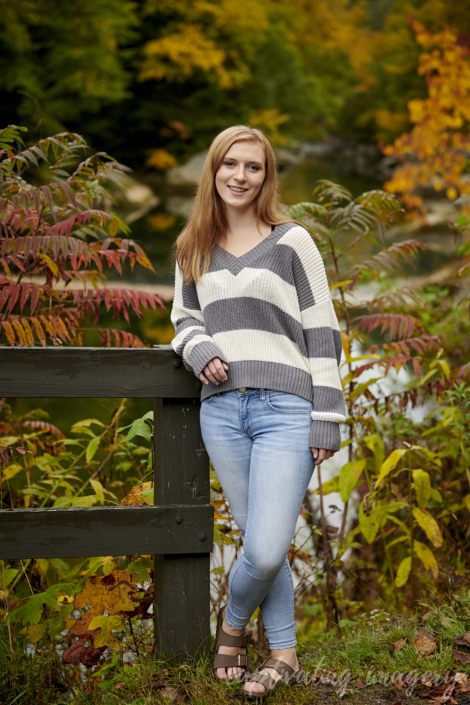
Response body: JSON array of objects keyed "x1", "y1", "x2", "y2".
[{"x1": 170, "y1": 222, "x2": 347, "y2": 450}]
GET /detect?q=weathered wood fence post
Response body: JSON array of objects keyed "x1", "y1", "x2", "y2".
[{"x1": 0, "y1": 345, "x2": 213, "y2": 661}]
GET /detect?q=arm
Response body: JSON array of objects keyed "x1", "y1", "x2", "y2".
[
  {"x1": 170, "y1": 263, "x2": 226, "y2": 377},
  {"x1": 292, "y1": 228, "x2": 347, "y2": 452}
]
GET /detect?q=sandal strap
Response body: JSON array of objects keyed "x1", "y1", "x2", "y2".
[
  {"x1": 259, "y1": 658, "x2": 295, "y2": 679},
  {"x1": 216, "y1": 631, "x2": 251, "y2": 648},
  {"x1": 244, "y1": 671, "x2": 277, "y2": 690},
  {"x1": 213, "y1": 652, "x2": 251, "y2": 670},
  {"x1": 214, "y1": 607, "x2": 251, "y2": 648}
]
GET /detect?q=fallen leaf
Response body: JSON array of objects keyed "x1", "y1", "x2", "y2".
[
  {"x1": 452, "y1": 649, "x2": 470, "y2": 666},
  {"x1": 354, "y1": 676, "x2": 366, "y2": 689},
  {"x1": 454, "y1": 632, "x2": 470, "y2": 648},
  {"x1": 160, "y1": 685, "x2": 180, "y2": 702},
  {"x1": 454, "y1": 672, "x2": 470, "y2": 692},
  {"x1": 412, "y1": 628, "x2": 437, "y2": 655},
  {"x1": 393, "y1": 637, "x2": 407, "y2": 652}
]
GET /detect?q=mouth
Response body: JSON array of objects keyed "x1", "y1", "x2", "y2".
[{"x1": 228, "y1": 185, "x2": 248, "y2": 194}]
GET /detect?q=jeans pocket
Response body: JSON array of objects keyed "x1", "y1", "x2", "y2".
[
  {"x1": 201, "y1": 395, "x2": 214, "y2": 403},
  {"x1": 266, "y1": 391, "x2": 313, "y2": 414}
]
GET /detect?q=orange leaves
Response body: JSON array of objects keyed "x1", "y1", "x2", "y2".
[
  {"x1": 383, "y1": 20, "x2": 470, "y2": 217},
  {"x1": 121, "y1": 482, "x2": 153, "y2": 506}
]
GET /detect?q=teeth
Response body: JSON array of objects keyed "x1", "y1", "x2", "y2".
[{"x1": 229, "y1": 187, "x2": 247, "y2": 192}]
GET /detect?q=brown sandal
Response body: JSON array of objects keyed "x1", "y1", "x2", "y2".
[
  {"x1": 242, "y1": 658, "x2": 304, "y2": 699},
  {"x1": 213, "y1": 606, "x2": 252, "y2": 681}
]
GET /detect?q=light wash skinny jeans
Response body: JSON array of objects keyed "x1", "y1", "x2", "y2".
[{"x1": 200, "y1": 387, "x2": 314, "y2": 649}]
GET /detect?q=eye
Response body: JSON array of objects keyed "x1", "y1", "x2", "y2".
[
  {"x1": 224, "y1": 160, "x2": 235, "y2": 167},
  {"x1": 249, "y1": 165, "x2": 260, "y2": 171}
]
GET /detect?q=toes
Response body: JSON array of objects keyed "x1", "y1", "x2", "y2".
[{"x1": 216, "y1": 668, "x2": 227, "y2": 680}]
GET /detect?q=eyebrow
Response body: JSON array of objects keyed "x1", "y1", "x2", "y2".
[{"x1": 224, "y1": 157, "x2": 263, "y2": 167}]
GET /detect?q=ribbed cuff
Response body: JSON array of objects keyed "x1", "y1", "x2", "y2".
[
  {"x1": 309, "y1": 419, "x2": 341, "y2": 451},
  {"x1": 189, "y1": 340, "x2": 226, "y2": 377}
]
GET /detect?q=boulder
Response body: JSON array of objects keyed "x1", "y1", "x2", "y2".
[{"x1": 167, "y1": 151, "x2": 208, "y2": 187}]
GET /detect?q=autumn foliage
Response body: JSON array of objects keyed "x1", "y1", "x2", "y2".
[
  {"x1": 384, "y1": 19, "x2": 470, "y2": 217},
  {"x1": 0, "y1": 125, "x2": 164, "y2": 348}
]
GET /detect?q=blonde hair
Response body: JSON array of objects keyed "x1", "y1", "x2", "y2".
[{"x1": 173, "y1": 125, "x2": 293, "y2": 284}]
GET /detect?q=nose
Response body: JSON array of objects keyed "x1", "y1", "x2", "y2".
[{"x1": 234, "y1": 164, "x2": 246, "y2": 182}]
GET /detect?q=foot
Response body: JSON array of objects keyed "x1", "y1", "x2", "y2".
[
  {"x1": 215, "y1": 607, "x2": 248, "y2": 681},
  {"x1": 242, "y1": 647, "x2": 300, "y2": 696}
]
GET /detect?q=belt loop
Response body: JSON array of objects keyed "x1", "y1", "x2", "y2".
[{"x1": 260, "y1": 388, "x2": 266, "y2": 402}]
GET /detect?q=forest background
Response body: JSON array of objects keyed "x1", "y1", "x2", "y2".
[{"x1": 2, "y1": 0, "x2": 470, "y2": 703}]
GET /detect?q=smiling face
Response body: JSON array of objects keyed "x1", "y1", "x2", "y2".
[{"x1": 214, "y1": 139, "x2": 266, "y2": 213}]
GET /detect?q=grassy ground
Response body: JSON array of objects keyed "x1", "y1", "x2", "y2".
[{"x1": 2, "y1": 596, "x2": 470, "y2": 704}]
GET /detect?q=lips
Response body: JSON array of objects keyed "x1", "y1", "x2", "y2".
[{"x1": 228, "y1": 185, "x2": 248, "y2": 193}]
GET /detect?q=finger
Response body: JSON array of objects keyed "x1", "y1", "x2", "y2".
[
  {"x1": 198, "y1": 372, "x2": 209, "y2": 385},
  {"x1": 311, "y1": 447, "x2": 319, "y2": 461},
  {"x1": 315, "y1": 449, "x2": 328, "y2": 465},
  {"x1": 212, "y1": 358, "x2": 227, "y2": 381},
  {"x1": 204, "y1": 366, "x2": 219, "y2": 385},
  {"x1": 222, "y1": 362, "x2": 229, "y2": 370}
]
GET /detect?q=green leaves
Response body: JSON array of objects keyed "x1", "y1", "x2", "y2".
[{"x1": 119, "y1": 411, "x2": 153, "y2": 442}]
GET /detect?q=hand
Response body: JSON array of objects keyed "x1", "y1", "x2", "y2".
[
  {"x1": 311, "y1": 448, "x2": 336, "y2": 465},
  {"x1": 199, "y1": 357, "x2": 228, "y2": 385}
]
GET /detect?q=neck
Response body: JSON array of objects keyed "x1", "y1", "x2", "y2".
[{"x1": 224, "y1": 203, "x2": 259, "y2": 236}]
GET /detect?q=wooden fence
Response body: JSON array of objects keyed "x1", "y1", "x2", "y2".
[{"x1": 0, "y1": 345, "x2": 214, "y2": 659}]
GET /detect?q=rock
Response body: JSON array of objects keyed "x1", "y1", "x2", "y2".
[{"x1": 167, "y1": 151, "x2": 208, "y2": 187}]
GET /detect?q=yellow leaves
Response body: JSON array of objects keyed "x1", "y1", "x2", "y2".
[
  {"x1": 249, "y1": 108, "x2": 289, "y2": 147},
  {"x1": 339, "y1": 460, "x2": 365, "y2": 502},
  {"x1": 414, "y1": 540, "x2": 438, "y2": 579},
  {"x1": 412, "y1": 469, "x2": 431, "y2": 509},
  {"x1": 147, "y1": 213, "x2": 176, "y2": 231},
  {"x1": 121, "y1": 481, "x2": 153, "y2": 506},
  {"x1": 312, "y1": 474, "x2": 340, "y2": 495},
  {"x1": 146, "y1": 149, "x2": 177, "y2": 170},
  {"x1": 68, "y1": 569, "x2": 136, "y2": 646},
  {"x1": 395, "y1": 556, "x2": 411, "y2": 587},
  {"x1": 383, "y1": 20, "x2": 470, "y2": 217},
  {"x1": 375, "y1": 449, "x2": 407, "y2": 488},
  {"x1": 413, "y1": 507, "x2": 443, "y2": 548},
  {"x1": 140, "y1": 22, "x2": 245, "y2": 89},
  {"x1": 88, "y1": 615, "x2": 123, "y2": 649}
]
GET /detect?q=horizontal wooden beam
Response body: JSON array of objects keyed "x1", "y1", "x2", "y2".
[
  {"x1": 0, "y1": 504, "x2": 213, "y2": 559},
  {"x1": 0, "y1": 346, "x2": 201, "y2": 398}
]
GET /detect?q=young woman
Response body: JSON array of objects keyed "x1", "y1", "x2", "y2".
[{"x1": 170, "y1": 125, "x2": 346, "y2": 698}]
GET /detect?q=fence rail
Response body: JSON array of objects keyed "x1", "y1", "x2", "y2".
[{"x1": 0, "y1": 345, "x2": 213, "y2": 659}]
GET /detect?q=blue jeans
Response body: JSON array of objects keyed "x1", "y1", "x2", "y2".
[{"x1": 200, "y1": 387, "x2": 314, "y2": 649}]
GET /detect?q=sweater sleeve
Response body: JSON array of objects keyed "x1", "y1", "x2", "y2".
[
  {"x1": 292, "y1": 228, "x2": 347, "y2": 451},
  {"x1": 170, "y1": 263, "x2": 226, "y2": 377}
]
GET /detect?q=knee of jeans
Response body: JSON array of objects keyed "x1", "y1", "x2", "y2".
[{"x1": 245, "y1": 549, "x2": 284, "y2": 581}]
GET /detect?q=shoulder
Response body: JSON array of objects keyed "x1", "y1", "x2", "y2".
[
  {"x1": 277, "y1": 224, "x2": 318, "y2": 250},
  {"x1": 277, "y1": 224, "x2": 322, "y2": 261}
]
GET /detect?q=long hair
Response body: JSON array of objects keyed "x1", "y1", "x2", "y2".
[{"x1": 173, "y1": 125, "x2": 293, "y2": 284}]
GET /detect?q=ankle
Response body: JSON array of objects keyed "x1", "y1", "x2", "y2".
[
  {"x1": 222, "y1": 615, "x2": 245, "y2": 636},
  {"x1": 270, "y1": 647, "x2": 298, "y2": 664}
]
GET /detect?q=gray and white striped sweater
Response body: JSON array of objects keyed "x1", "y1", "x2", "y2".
[{"x1": 170, "y1": 222, "x2": 347, "y2": 450}]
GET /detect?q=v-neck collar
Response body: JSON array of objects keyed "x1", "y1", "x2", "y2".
[{"x1": 211, "y1": 223, "x2": 294, "y2": 275}]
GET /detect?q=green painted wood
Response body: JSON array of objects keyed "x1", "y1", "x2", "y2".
[
  {"x1": 0, "y1": 346, "x2": 202, "y2": 398},
  {"x1": 153, "y1": 398, "x2": 212, "y2": 660},
  {"x1": 0, "y1": 505, "x2": 213, "y2": 560}
]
